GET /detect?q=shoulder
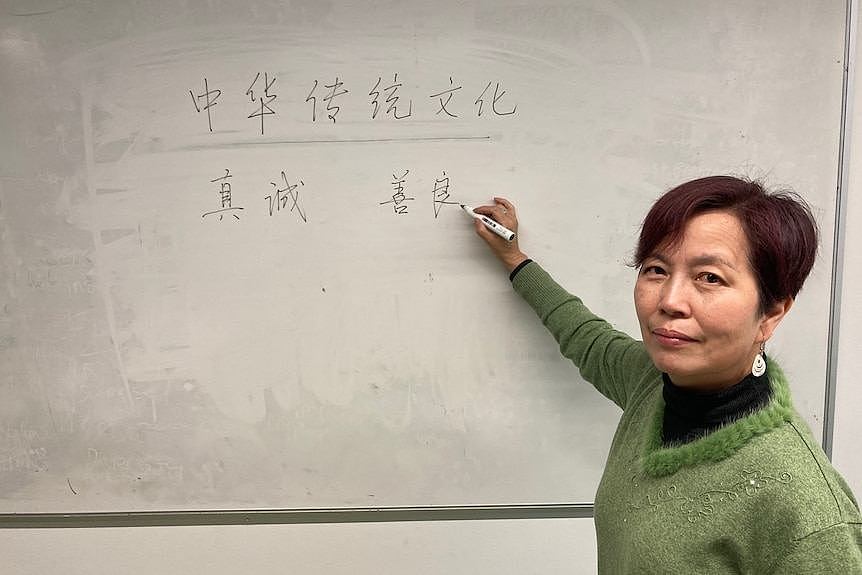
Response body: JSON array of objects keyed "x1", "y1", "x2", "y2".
[
  {"x1": 758, "y1": 364, "x2": 860, "y2": 531},
  {"x1": 745, "y1": 418, "x2": 861, "y2": 541},
  {"x1": 746, "y1": 422, "x2": 862, "y2": 571}
]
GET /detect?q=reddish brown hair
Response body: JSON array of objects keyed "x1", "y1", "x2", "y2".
[{"x1": 634, "y1": 176, "x2": 819, "y2": 313}]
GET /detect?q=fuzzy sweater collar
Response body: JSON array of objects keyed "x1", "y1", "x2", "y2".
[
  {"x1": 661, "y1": 370, "x2": 772, "y2": 446},
  {"x1": 643, "y1": 360, "x2": 795, "y2": 478}
]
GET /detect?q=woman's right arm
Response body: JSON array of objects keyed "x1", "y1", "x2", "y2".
[
  {"x1": 470, "y1": 198, "x2": 654, "y2": 409},
  {"x1": 511, "y1": 260, "x2": 652, "y2": 409}
]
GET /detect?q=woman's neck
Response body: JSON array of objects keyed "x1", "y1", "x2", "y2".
[{"x1": 661, "y1": 369, "x2": 772, "y2": 446}]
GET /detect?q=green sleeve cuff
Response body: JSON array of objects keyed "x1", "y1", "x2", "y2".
[{"x1": 508, "y1": 258, "x2": 533, "y2": 281}]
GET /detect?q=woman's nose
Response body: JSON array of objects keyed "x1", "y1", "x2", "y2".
[{"x1": 659, "y1": 278, "x2": 691, "y2": 317}]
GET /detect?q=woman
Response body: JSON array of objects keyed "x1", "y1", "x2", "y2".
[{"x1": 470, "y1": 176, "x2": 862, "y2": 573}]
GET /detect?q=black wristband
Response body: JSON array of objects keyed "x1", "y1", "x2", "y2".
[{"x1": 508, "y1": 258, "x2": 533, "y2": 282}]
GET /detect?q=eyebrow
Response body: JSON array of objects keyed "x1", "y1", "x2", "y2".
[{"x1": 652, "y1": 253, "x2": 738, "y2": 271}]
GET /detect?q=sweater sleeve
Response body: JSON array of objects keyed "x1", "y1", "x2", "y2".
[
  {"x1": 771, "y1": 521, "x2": 862, "y2": 574},
  {"x1": 510, "y1": 260, "x2": 655, "y2": 410}
]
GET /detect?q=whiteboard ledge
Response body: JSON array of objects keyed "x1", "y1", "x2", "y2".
[{"x1": 0, "y1": 504, "x2": 594, "y2": 528}]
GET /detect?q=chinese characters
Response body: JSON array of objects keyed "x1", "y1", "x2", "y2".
[
  {"x1": 380, "y1": 170, "x2": 414, "y2": 215},
  {"x1": 266, "y1": 170, "x2": 307, "y2": 221},
  {"x1": 247, "y1": 72, "x2": 278, "y2": 135},
  {"x1": 201, "y1": 169, "x2": 243, "y2": 220},
  {"x1": 189, "y1": 73, "x2": 517, "y2": 132},
  {"x1": 189, "y1": 78, "x2": 222, "y2": 132}
]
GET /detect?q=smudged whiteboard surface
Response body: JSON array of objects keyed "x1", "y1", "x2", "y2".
[{"x1": 0, "y1": 0, "x2": 843, "y2": 512}]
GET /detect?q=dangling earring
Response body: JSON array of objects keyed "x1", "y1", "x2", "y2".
[{"x1": 752, "y1": 342, "x2": 767, "y2": 377}]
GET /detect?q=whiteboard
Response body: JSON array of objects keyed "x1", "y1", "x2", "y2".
[{"x1": 0, "y1": 0, "x2": 844, "y2": 512}]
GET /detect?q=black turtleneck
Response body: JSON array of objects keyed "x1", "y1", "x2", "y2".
[{"x1": 661, "y1": 369, "x2": 772, "y2": 446}]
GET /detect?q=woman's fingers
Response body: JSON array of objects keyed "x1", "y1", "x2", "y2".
[
  {"x1": 494, "y1": 197, "x2": 516, "y2": 216},
  {"x1": 469, "y1": 198, "x2": 526, "y2": 271},
  {"x1": 474, "y1": 197, "x2": 518, "y2": 229}
]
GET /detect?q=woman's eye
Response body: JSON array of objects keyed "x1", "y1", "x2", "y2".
[
  {"x1": 643, "y1": 265, "x2": 666, "y2": 276},
  {"x1": 698, "y1": 272, "x2": 722, "y2": 284}
]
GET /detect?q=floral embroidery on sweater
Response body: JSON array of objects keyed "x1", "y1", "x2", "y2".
[{"x1": 627, "y1": 469, "x2": 794, "y2": 524}]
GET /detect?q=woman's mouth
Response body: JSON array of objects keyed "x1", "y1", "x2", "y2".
[{"x1": 652, "y1": 328, "x2": 697, "y2": 346}]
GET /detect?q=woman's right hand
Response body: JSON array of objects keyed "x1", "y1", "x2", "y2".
[{"x1": 471, "y1": 197, "x2": 530, "y2": 273}]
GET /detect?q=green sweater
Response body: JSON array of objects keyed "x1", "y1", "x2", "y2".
[{"x1": 512, "y1": 261, "x2": 862, "y2": 574}]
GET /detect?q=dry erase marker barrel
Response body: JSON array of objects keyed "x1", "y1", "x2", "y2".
[{"x1": 460, "y1": 204, "x2": 516, "y2": 241}]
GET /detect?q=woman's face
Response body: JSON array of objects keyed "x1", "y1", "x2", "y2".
[{"x1": 634, "y1": 210, "x2": 789, "y2": 390}]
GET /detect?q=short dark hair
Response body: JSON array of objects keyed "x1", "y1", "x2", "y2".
[{"x1": 634, "y1": 176, "x2": 819, "y2": 313}]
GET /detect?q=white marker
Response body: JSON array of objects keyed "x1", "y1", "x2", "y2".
[{"x1": 460, "y1": 204, "x2": 516, "y2": 241}]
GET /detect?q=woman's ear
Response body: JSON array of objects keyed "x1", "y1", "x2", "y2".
[{"x1": 759, "y1": 298, "x2": 794, "y2": 343}]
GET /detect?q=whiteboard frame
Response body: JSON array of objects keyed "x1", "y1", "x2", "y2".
[
  {"x1": 824, "y1": 0, "x2": 857, "y2": 458},
  {"x1": 0, "y1": 0, "x2": 855, "y2": 528}
]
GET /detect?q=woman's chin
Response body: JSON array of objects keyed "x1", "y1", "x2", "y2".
[
  {"x1": 648, "y1": 351, "x2": 689, "y2": 376},
  {"x1": 649, "y1": 357, "x2": 701, "y2": 387}
]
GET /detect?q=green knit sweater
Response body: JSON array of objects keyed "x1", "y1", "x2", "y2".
[{"x1": 512, "y1": 261, "x2": 862, "y2": 574}]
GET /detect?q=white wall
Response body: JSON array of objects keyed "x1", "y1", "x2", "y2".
[{"x1": 0, "y1": 518, "x2": 598, "y2": 575}]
